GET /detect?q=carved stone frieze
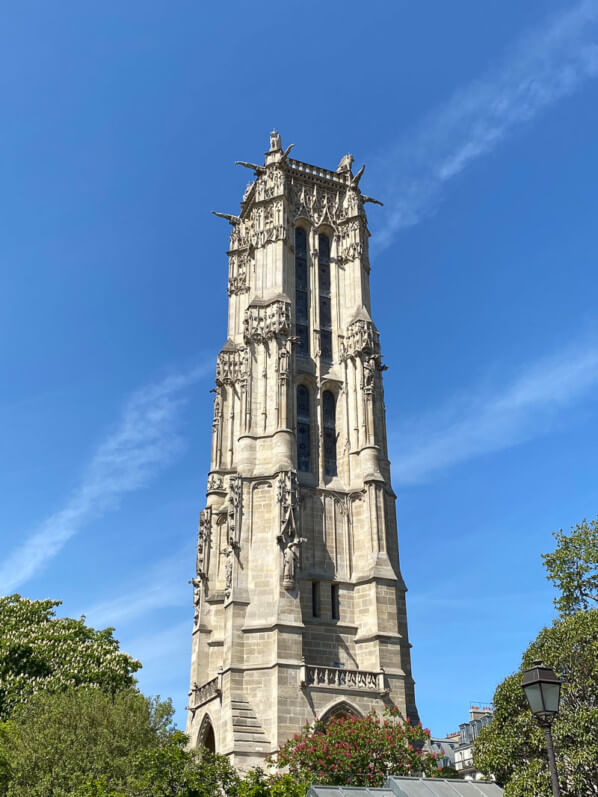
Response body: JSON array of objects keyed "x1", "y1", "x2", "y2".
[
  {"x1": 229, "y1": 217, "x2": 255, "y2": 252},
  {"x1": 338, "y1": 217, "x2": 368, "y2": 262},
  {"x1": 302, "y1": 664, "x2": 382, "y2": 692},
  {"x1": 227, "y1": 252, "x2": 250, "y2": 296},
  {"x1": 207, "y1": 473, "x2": 224, "y2": 492},
  {"x1": 253, "y1": 167, "x2": 285, "y2": 202},
  {"x1": 216, "y1": 345, "x2": 248, "y2": 385},
  {"x1": 288, "y1": 182, "x2": 341, "y2": 229},
  {"x1": 342, "y1": 317, "x2": 380, "y2": 360},
  {"x1": 243, "y1": 299, "x2": 291, "y2": 344}
]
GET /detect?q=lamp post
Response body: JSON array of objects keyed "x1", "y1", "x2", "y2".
[{"x1": 521, "y1": 660, "x2": 562, "y2": 797}]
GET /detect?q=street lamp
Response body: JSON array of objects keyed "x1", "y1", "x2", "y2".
[{"x1": 521, "y1": 660, "x2": 562, "y2": 797}]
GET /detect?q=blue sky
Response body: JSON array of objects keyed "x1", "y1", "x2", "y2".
[{"x1": 1, "y1": 0, "x2": 597, "y2": 737}]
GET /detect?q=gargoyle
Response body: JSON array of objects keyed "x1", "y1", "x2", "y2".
[{"x1": 212, "y1": 211, "x2": 240, "y2": 225}]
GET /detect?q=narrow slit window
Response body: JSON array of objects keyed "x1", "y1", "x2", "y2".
[
  {"x1": 295, "y1": 228, "x2": 309, "y2": 356},
  {"x1": 312, "y1": 581, "x2": 320, "y2": 618},
  {"x1": 331, "y1": 584, "x2": 340, "y2": 620},
  {"x1": 318, "y1": 234, "x2": 332, "y2": 361},
  {"x1": 322, "y1": 390, "x2": 337, "y2": 477},
  {"x1": 297, "y1": 385, "x2": 311, "y2": 473}
]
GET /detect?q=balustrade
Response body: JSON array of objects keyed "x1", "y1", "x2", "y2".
[{"x1": 300, "y1": 661, "x2": 387, "y2": 693}]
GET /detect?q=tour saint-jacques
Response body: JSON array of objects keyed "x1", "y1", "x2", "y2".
[{"x1": 186, "y1": 132, "x2": 419, "y2": 769}]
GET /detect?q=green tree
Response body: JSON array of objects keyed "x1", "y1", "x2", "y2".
[
  {"x1": 273, "y1": 705, "x2": 441, "y2": 788},
  {"x1": 542, "y1": 517, "x2": 598, "y2": 614},
  {"x1": 236, "y1": 768, "x2": 313, "y2": 797},
  {"x1": 473, "y1": 609, "x2": 598, "y2": 796},
  {"x1": 0, "y1": 594, "x2": 140, "y2": 720},
  {"x1": 0, "y1": 688, "x2": 173, "y2": 796},
  {"x1": 126, "y1": 731, "x2": 241, "y2": 797}
]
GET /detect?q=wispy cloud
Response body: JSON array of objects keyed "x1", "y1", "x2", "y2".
[
  {"x1": 0, "y1": 366, "x2": 209, "y2": 593},
  {"x1": 392, "y1": 339, "x2": 598, "y2": 483},
  {"x1": 82, "y1": 550, "x2": 192, "y2": 628},
  {"x1": 371, "y1": 0, "x2": 598, "y2": 249}
]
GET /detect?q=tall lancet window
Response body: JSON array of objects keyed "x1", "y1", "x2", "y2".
[
  {"x1": 297, "y1": 385, "x2": 311, "y2": 472},
  {"x1": 318, "y1": 234, "x2": 332, "y2": 361},
  {"x1": 323, "y1": 390, "x2": 337, "y2": 477},
  {"x1": 295, "y1": 228, "x2": 309, "y2": 356}
]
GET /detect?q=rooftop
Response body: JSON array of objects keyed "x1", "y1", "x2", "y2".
[{"x1": 307, "y1": 776, "x2": 503, "y2": 797}]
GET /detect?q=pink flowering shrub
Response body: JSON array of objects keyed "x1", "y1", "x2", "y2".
[{"x1": 273, "y1": 705, "x2": 440, "y2": 787}]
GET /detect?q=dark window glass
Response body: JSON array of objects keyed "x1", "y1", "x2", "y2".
[
  {"x1": 312, "y1": 581, "x2": 320, "y2": 618},
  {"x1": 322, "y1": 390, "x2": 337, "y2": 476},
  {"x1": 296, "y1": 228, "x2": 309, "y2": 356},
  {"x1": 296, "y1": 227, "x2": 307, "y2": 256},
  {"x1": 320, "y1": 296, "x2": 332, "y2": 328},
  {"x1": 296, "y1": 256, "x2": 308, "y2": 292},
  {"x1": 297, "y1": 384, "x2": 310, "y2": 419},
  {"x1": 323, "y1": 390, "x2": 335, "y2": 425},
  {"x1": 331, "y1": 584, "x2": 340, "y2": 620},
  {"x1": 318, "y1": 234, "x2": 332, "y2": 361},
  {"x1": 296, "y1": 296, "x2": 308, "y2": 325},
  {"x1": 319, "y1": 235, "x2": 330, "y2": 293},
  {"x1": 297, "y1": 385, "x2": 311, "y2": 472},
  {"x1": 297, "y1": 326, "x2": 309, "y2": 354},
  {"x1": 321, "y1": 331, "x2": 333, "y2": 362}
]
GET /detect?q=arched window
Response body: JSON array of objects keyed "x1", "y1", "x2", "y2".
[
  {"x1": 322, "y1": 390, "x2": 337, "y2": 477},
  {"x1": 295, "y1": 228, "x2": 309, "y2": 356},
  {"x1": 320, "y1": 702, "x2": 361, "y2": 725},
  {"x1": 199, "y1": 716, "x2": 216, "y2": 754},
  {"x1": 318, "y1": 234, "x2": 332, "y2": 361},
  {"x1": 296, "y1": 385, "x2": 311, "y2": 472}
]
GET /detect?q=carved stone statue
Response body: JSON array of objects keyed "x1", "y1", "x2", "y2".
[
  {"x1": 363, "y1": 356, "x2": 377, "y2": 390},
  {"x1": 282, "y1": 536, "x2": 307, "y2": 589},
  {"x1": 336, "y1": 153, "x2": 354, "y2": 173},
  {"x1": 221, "y1": 545, "x2": 234, "y2": 599},
  {"x1": 189, "y1": 577, "x2": 202, "y2": 628}
]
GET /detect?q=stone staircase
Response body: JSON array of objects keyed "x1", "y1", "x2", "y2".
[{"x1": 231, "y1": 695, "x2": 270, "y2": 753}]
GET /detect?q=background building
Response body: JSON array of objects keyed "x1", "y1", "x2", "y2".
[
  {"x1": 186, "y1": 132, "x2": 418, "y2": 768},
  {"x1": 454, "y1": 706, "x2": 494, "y2": 780}
]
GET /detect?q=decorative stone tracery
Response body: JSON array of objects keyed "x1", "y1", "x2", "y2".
[{"x1": 243, "y1": 299, "x2": 291, "y2": 343}]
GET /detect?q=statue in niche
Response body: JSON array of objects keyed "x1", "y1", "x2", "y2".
[
  {"x1": 363, "y1": 354, "x2": 387, "y2": 391},
  {"x1": 221, "y1": 544, "x2": 234, "y2": 599},
  {"x1": 282, "y1": 536, "x2": 307, "y2": 590},
  {"x1": 189, "y1": 577, "x2": 202, "y2": 629},
  {"x1": 363, "y1": 356, "x2": 377, "y2": 390},
  {"x1": 278, "y1": 336, "x2": 298, "y2": 379}
]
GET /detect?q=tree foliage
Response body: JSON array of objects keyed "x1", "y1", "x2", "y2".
[
  {"x1": 0, "y1": 688, "x2": 175, "y2": 796},
  {"x1": 237, "y1": 768, "x2": 314, "y2": 797},
  {"x1": 542, "y1": 517, "x2": 598, "y2": 614},
  {"x1": 0, "y1": 594, "x2": 140, "y2": 721},
  {"x1": 473, "y1": 609, "x2": 598, "y2": 796},
  {"x1": 126, "y1": 731, "x2": 241, "y2": 797},
  {"x1": 274, "y1": 705, "x2": 441, "y2": 787}
]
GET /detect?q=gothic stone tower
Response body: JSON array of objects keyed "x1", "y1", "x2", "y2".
[{"x1": 187, "y1": 132, "x2": 419, "y2": 768}]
